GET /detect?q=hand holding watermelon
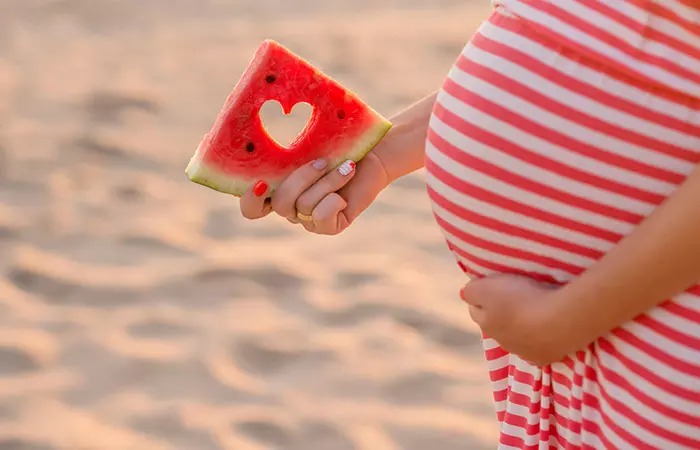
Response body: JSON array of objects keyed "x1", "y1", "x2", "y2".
[
  {"x1": 239, "y1": 145, "x2": 390, "y2": 235},
  {"x1": 238, "y1": 91, "x2": 438, "y2": 235},
  {"x1": 187, "y1": 39, "x2": 435, "y2": 235}
]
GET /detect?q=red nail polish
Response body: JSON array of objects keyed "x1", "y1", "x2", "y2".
[
  {"x1": 349, "y1": 161, "x2": 356, "y2": 170},
  {"x1": 253, "y1": 181, "x2": 268, "y2": 197}
]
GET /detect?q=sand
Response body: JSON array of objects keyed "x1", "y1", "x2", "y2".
[{"x1": 0, "y1": 1, "x2": 498, "y2": 448}]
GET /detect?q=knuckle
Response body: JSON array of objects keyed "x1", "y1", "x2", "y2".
[
  {"x1": 295, "y1": 192, "x2": 314, "y2": 213},
  {"x1": 321, "y1": 171, "x2": 343, "y2": 188},
  {"x1": 327, "y1": 170, "x2": 352, "y2": 189},
  {"x1": 305, "y1": 161, "x2": 324, "y2": 176},
  {"x1": 311, "y1": 207, "x2": 332, "y2": 223},
  {"x1": 293, "y1": 162, "x2": 325, "y2": 185}
]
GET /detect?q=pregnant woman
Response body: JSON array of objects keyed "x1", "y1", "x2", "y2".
[{"x1": 240, "y1": 1, "x2": 700, "y2": 448}]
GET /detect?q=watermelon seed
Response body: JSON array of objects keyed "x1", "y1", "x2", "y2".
[
  {"x1": 337, "y1": 109, "x2": 346, "y2": 119},
  {"x1": 265, "y1": 75, "x2": 276, "y2": 84},
  {"x1": 246, "y1": 142, "x2": 255, "y2": 153}
]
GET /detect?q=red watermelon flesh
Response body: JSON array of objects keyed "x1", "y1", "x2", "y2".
[{"x1": 186, "y1": 39, "x2": 392, "y2": 196}]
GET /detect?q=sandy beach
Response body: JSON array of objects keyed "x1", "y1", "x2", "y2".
[{"x1": 0, "y1": 1, "x2": 497, "y2": 448}]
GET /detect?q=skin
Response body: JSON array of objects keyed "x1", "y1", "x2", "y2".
[{"x1": 240, "y1": 89, "x2": 700, "y2": 367}]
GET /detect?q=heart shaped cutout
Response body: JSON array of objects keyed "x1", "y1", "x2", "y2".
[{"x1": 259, "y1": 100, "x2": 313, "y2": 148}]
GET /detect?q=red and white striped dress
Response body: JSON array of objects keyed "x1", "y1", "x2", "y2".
[{"x1": 425, "y1": 1, "x2": 700, "y2": 448}]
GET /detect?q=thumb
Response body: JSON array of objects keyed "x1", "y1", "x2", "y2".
[
  {"x1": 339, "y1": 180, "x2": 379, "y2": 224},
  {"x1": 337, "y1": 154, "x2": 387, "y2": 224},
  {"x1": 460, "y1": 281, "x2": 485, "y2": 307},
  {"x1": 309, "y1": 193, "x2": 349, "y2": 235},
  {"x1": 239, "y1": 180, "x2": 273, "y2": 220}
]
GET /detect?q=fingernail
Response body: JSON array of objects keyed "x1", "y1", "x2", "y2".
[
  {"x1": 337, "y1": 160, "x2": 356, "y2": 176},
  {"x1": 312, "y1": 159, "x2": 328, "y2": 170},
  {"x1": 253, "y1": 180, "x2": 268, "y2": 197}
]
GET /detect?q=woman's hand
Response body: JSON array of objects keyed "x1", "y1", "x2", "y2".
[
  {"x1": 238, "y1": 91, "x2": 439, "y2": 235},
  {"x1": 461, "y1": 274, "x2": 586, "y2": 367},
  {"x1": 238, "y1": 150, "x2": 389, "y2": 235}
]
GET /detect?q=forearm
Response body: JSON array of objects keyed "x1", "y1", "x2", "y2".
[
  {"x1": 554, "y1": 162, "x2": 700, "y2": 344},
  {"x1": 374, "y1": 91, "x2": 438, "y2": 183}
]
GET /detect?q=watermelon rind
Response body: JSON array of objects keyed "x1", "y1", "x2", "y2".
[{"x1": 186, "y1": 116, "x2": 392, "y2": 197}]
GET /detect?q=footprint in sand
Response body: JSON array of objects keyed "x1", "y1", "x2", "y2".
[
  {"x1": 131, "y1": 410, "x2": 221, "y2": 450},
  {"x1": 113, "y1": 184, "x2": 143, "y2": 203},
  {"x1": 295, "y1": 422, "x2": 357, "y2": 450},
  {"x1": 241, "y1": 267, "x2": 305, "y2": 293},
  {"x1": 118, "y1": 235, "x2": 193, "y2": 258},
  {"x1": 0, "y1": 224, "x2": 18, "y2": 241},
  {"x1": 72, "y1": 135, "x2": 160, "y2": 171},
  {"x1": 0, "y1": 440, "x2": 56, "y2": 450},
  {"x1": 235, "y1": 420, "x2": 356, "y2": 450},
  {"x1": 394, "y1": 310, "x2": 482, "y2": 353},
  {"x1": 0, "y1": 346, "x2": 40, "y2": 375},
  {"x1": 8, "y1": 267, "x2": 141, "y2": 308},
  {"x1": 127, "y1": 319, "x2": 191, "y2": 340},
  {"x1": 60, "y1": 339, "x2": 254, "y2": 406},
  {"x1": 332, "y1": 270, "x2": 381, "y2": 289},
  {"x1": 320, "y1": 301, "x2": 475, "y2": 356},
  {"x1": 321, "y1": 302, "x2": 397, "y2": 327},
  {"x1": 84, "y1": 91, "x2": 159, "y2": 125},
  {"x1": 156, "y1": 268, "x2": 249, "y2": 307},
  {"x1": 235, "y1": 420, "x2": 291, "y2": 448},
  {"x1": 382, "y1": 371, "x2": 460, "y2": 405},
  {"x1": 6, "y1": 268, "x2": 69, "y2": 298},
  {"x1": 231, "y1": 338, "x2": 334, "y2": 377},
  {"x1": 386, "y1": 426, "x2": 490, "y2": 450}
]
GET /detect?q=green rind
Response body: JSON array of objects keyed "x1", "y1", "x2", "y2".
[{"x1": 186, "y1": 117, "x2": 392, "y2": 197}]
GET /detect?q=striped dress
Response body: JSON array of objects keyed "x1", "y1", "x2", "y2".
[{"x1": 424, "y1": 1, "x2": 700, "y2": 448}]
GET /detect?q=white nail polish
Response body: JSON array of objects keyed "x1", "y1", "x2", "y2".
[{"x1": 337, "y1": 160, "x2": 356, "y2": 176}]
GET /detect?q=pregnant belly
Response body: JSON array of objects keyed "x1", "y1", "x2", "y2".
[
  {"x1": 423, "y1": 12, "x2": 700, "y2": 285},
  {"x1": 423, "y1": 89, "x2": 688, "y2": 285},
  {"x1": 425, "y1": 139, "x2": 613, "y2": 284}
]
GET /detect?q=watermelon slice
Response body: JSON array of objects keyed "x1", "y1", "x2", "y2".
[{"x1": 186, "y1": 39, "x2": 392, "y2": 196}]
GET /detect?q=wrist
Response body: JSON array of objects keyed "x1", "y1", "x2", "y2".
[
  {"x1": 373, "y1": 91, "x2": 438, "y2": 183},
  {"x1": 373, "y1": 122, "x2": 421, "y2": 184},
  {"x1": 371, "y1": 126, "x2": 400, "y2": 185},
  {"x1": 547, "y1": 287, "x2": 604, "y2": 353}
]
